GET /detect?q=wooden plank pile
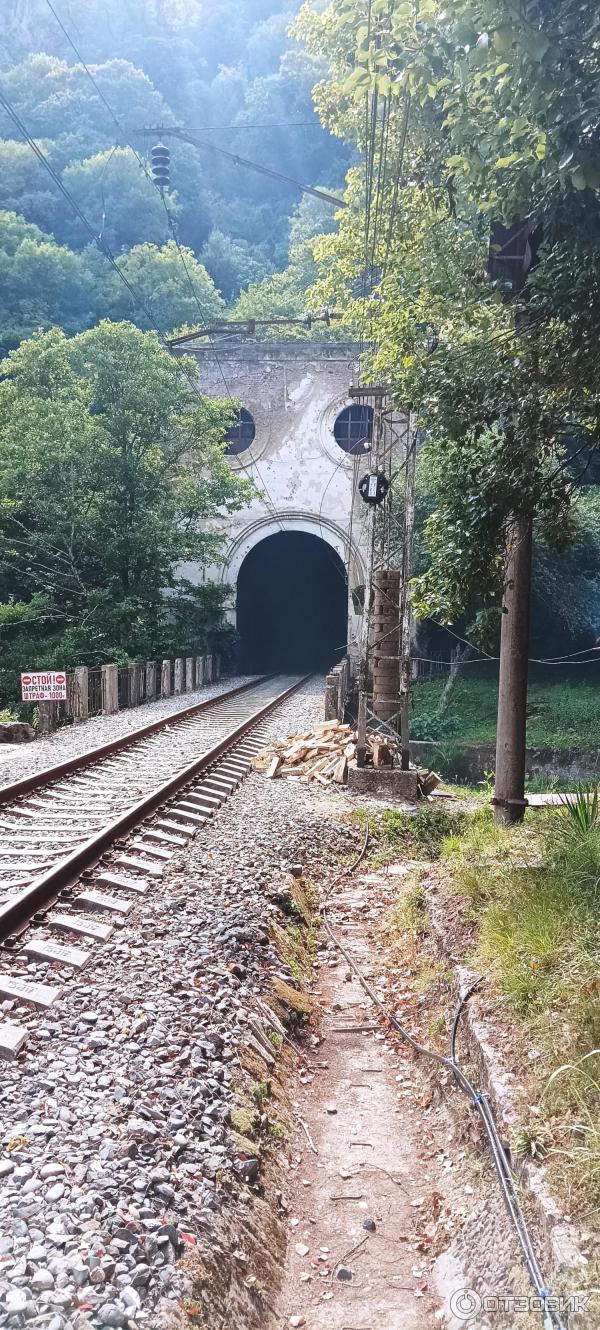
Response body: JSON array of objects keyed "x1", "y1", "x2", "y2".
[
  {"x1": 251, "y1": 719, "x2": 358, "y2": 785},
  {"x1": 250, "y1": 719, "x2": 443, "y2": 790}
]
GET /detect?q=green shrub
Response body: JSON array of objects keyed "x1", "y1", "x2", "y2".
[
  {"x1": 379, "y1": 805, "x2": 470, "y2": 859},
  {"x1": 548, "y1": 818, "x2": 600, "y2": 907},
  {"x1": 559, "y1": 784, "x2": 599, "y2": 834},
  {"x1": 410, "y1": 709, "x2": 460, "y2": 742}
]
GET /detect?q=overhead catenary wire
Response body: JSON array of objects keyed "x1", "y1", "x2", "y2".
[
  {"x1": 0, "y1": 81, "x2": 289, "y2": 553},
  {"x1": 39, "y1": 0, "x2": 290, "y2": 540}
]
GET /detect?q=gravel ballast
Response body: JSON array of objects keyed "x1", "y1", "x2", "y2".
[
  {"x1": 0, "y1": 678, "x2": 362, "y2": 1330},
  {"x1": 0, "y1": 678, "x2": 260, "y2": 788}
]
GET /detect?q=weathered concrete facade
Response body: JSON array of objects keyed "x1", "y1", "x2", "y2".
[{"x1": 178, "y1": 340, "x2": 405, "y2": 672}]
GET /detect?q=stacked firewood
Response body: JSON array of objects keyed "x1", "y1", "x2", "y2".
[{"x1": 251, "y1": 719, "x2": 439, "y2": 792}]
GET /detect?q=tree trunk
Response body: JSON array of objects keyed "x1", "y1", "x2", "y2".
[
  {"x1": 493, "y1": 515, "x2": 533, "y2": 825},
  {"x1": 438, "y1": 643, "x2": 473, "y2": 714}
]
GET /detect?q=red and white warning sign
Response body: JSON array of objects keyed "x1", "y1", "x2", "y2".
[{"x1": 21, "y1": 671, "x2": 67, "y2": 702}]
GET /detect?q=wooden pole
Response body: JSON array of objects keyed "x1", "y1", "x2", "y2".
[
  {"x1": 399, "y1": 421, "x2": 416, "y2": 769},
  {"x1": 356, "y1": 691, "x2": 367, "y2": 768},
  {"x1": 493, "y1": 515, "x2": 532, "y2": 824}
]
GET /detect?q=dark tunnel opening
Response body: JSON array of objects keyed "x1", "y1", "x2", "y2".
[{"x1": 237, "y1": 531, "x2": 348, "y2": 672}]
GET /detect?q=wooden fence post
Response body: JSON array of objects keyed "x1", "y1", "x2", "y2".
[
  {"x1": 101, "y1": 664, "x2": 119, "y2": 715},
  {"x1": 128, "y1": 662, "x2": 142, "y2": 707},
  {"x1": 37, "y1": 701, "x2": 56, "y2": 734},
  {"x1": 73, "y1": 666, "x2": 89, "y2": 723},
  {"x1": 146, "y1": 661, "x2": 157, "y2": 702}
]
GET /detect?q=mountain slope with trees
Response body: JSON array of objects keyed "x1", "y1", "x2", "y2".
[{"x1": 0, "y1": 0, "x2": 350, "y2": 351}]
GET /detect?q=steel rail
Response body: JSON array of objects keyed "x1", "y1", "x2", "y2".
[
  {"x1": 0, "y1": 674, "x2": 276, "y2": 807},
  {"x1": 0, "y1": 674, "x2": 311, "y2": 942}
]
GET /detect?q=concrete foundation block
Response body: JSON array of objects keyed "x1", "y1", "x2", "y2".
[{"x1": 347, "y1": 764, "x2": 419, "y2": 802}]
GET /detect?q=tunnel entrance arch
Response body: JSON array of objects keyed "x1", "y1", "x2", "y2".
[{"x1": 236, "y1": 531, "x2": 347, "y2": 672}]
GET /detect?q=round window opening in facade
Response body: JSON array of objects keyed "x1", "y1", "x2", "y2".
[
  {"x1": 224, "y1": 407, "x2": 256, "y2": 456},
  {"x1": 333, "y1": 404, "x2": 374, "y2": 454}
]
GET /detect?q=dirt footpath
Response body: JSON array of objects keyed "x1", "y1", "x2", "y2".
[{"x1": 274, "y1": 867, "x2": 479, "y2": 1330}]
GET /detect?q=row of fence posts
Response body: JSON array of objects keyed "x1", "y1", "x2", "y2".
[
  {"x1": 324, "y1": 657, "x2": 350, "y2": 722},
  {"x1": 38, "y1": 653, "x2": 221, "y2": 733}
]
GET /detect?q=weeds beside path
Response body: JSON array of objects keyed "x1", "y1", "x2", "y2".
[{"x1": 370, "y1": 796, "x2": 600, "y2": 1251}]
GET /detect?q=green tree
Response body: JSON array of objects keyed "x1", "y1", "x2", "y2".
[
  {"x1": 62, "y1": 148, "x2": 173, "y2": 253},
  {"x1": 0, "y1": 54, "x2": 169, "y2": 155},
  {"x1": 92, "y1": 240, "x2": 225, "y2": 333},
  {"x1": 200, "y1": 229, "x2": 267, "y2": 302},
  {"x1": 1, "y1": 5, "x2": 350, "y2": 303},
  {"x1": 0, "y1": 140, "x2": 65, "y2": 237},
  {"x1": 0, "y1": 321, "x2": 251, "y2": 698},
  {"x1": 233, "y1": 190, "x2": 340, "y2": 331},
  {"x1": 297, "y1": 0, "x2": 600, "y2": 817},
  {"x1": 0, "y1": 210, "x2": 93, "y2": 350}
]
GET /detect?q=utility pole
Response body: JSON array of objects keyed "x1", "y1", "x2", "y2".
[
  {"x1": 487, "y1": 221, "x2": 540, "y2": 825},
  {"x1": 399, "y1": 421, "x2": 416, "y2": 770},
  {"x1": 492, "y1": 515, "x2": 532, "y2": 825}
]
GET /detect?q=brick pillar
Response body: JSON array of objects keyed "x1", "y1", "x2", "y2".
[
  {"x1": 146, "y1": 661, "x2": 157, "y2": 702},
  {"x1": 161, "y1": 659, "x2": 171, "y2": 697},
  {"x1": 73, "y1": 666, "x2": 89, "y2": 722},
  {"x1": 101, "y1": 663, "x2": 119, "y2": 715},
  {"x1": 174, "y1": 657, "x2": 184, "y2": 695},
  {"x1": 371, "y1": 569, "x2": 401, "y2": 729},
  {"x1": 185, "y1": 657, "x2": 195, "y2": 692}
]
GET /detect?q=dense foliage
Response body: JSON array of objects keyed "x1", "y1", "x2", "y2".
[
  {"x1": 0, "y1": 322, "x2": 251, "y2": 704},
  {"x1": 298, "y1": 0, "x2": 600, "y2": 645},
  {"x1": 0, "y1": 0, "x2": 350, "y2": 349}
]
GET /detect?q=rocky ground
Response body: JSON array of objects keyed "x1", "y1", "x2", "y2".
[
  {"x1": 1, "y1": 676, "x2": 585, "y2": 1330},
  {"x1": 0, "y1": 680, "x2": 361, "y2": 1330},
  {"x1": 0, "y1": 677, "x2": 259, "y2": 786}
]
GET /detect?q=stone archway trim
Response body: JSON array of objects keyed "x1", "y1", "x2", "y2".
[{"x1": 221, "y1": 512, "x2": 366, "y2": 589}]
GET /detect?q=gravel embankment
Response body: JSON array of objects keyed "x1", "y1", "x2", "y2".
[
  {"x1": 0, "y1": 678, "x2": 361, "y2": 1330},
  {"x1": 0, "y1": 677, "x2": 260, "y2": 787}
]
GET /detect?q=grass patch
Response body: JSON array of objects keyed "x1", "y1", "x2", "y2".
[
  {"x1": 395, "y1": 879, "x2": 429, "y2": 936},
  {"x1": 375, "y1": 804, "x2": 471, "y2": 860},
  {"x1": 440, "y1": 804, "x2": 600, "y2": 1216},
  {"x1": 413, "y1": 675, "x2": 600, "y2": 750}
]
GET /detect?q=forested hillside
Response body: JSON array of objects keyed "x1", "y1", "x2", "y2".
[{"x1": 0, "y1": 0, "x2": 349, "y2": 348}]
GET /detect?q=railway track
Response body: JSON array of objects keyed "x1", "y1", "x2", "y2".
[{"x1": 0, "y1": 673, "x2": 309, "y2": 1058}]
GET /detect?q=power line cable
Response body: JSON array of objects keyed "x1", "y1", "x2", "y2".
[
  {"x1": 41, "y1": 0, "x2": 289, "y2": 539},
  {"x1": 0, "y1": 83, "x2": 268, "y2": 520},
  {"x1": 174, "y1": 121, "x2": 324, "y2": 132}
]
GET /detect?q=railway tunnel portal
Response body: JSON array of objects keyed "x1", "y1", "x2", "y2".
[
  {"x1": 237, "y1": 530, "x2": 347, "y2": 672},
  {"x1": 176, "y1": 340, "x2": 409, "y2": 675}
]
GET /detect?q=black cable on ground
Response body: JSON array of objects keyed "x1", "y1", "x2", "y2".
[{"x1": 320, "y1": 820, "x2": 566, "y2": 1330}]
